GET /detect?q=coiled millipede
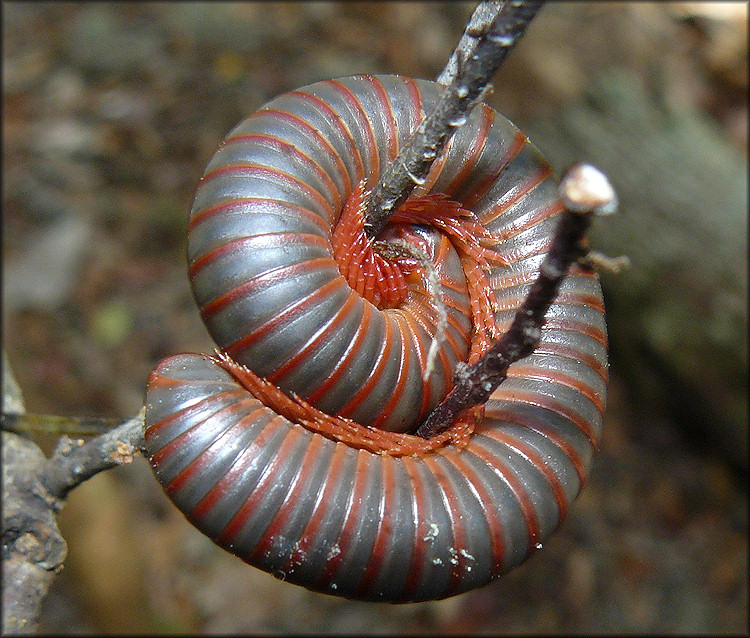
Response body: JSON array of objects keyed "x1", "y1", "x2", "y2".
[{"x1": 144, "y1": 74, "x2": 607, "y2": 602}]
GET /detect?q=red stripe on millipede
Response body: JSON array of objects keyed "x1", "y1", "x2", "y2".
[
  {"x1": 413, "y1": 285, "x2": 472, "y2": 316},
  {"x1": 543, "y1": 317, "x2": 608, "y2": 349},
  {"x1": 222, "y1": 133, "x2": 343, "y2": 210},
  {"x1": 304, "y1": 301, "x2": 374, "y2": 404},
  {"x1": 189, "y1": 232, "x2": 328, "y2": 279},
  {"x1": 161, "y1": 402, "x2": 267, "y2": 495},
  {"x1": 442, "y1": 105, "x2": 493, "y2": 197},
  {"x1": 403, "y1": 77, "x2": 423, "y2": 132},
  {"x1": 482, "y1": 164, "x2": 553, "y2": 228},
  {"x1": 325, "y1": 79, "x2": 380, "y2": 183},
  {"x1": 420, "y1": 455, "x2": 469, "y2": 594},
  {"x1": 363, "y1": 76, "x2": 398, "y2": 160},
  {"x1": 507, "y1": 364, "x2": 606, "y2": 415},
  {"x1": 282, "y1": 444, "x2": 349, "y2": 574},
  {"x1": 490, "y1": 193, "x2": 562, "y2": 246},
  {"x1": 463, "y1": 129, "x2": 528, "y2": 208},
  {"x1": 403, "y1": 300, "x2": 468, "y2": 367},
  {"x1": 465, "y1": 440, "x2": 542, "y2": 550},
  {"x1": 226, "y1": 277, "x2": 348, "y2": 359},
  {"x1": 402, "y1": 304, "x2": 463, "y2": 376},
  {"x1": 476, "y1": 430, "x2": 569, "y2": 529},
  {"x1": 248, "y1": 434, "x2": 325, "y2": 562},
  {"x1": 336, "y1": 311, "x2": 395, "y2": 419},
  {"x1": 145, "y1": 389, "x2": 248, "y2": 444},
  {"x1": 491, "y1": 286, "x2": 607, "y2": 317},
  {"x1": 555, "y1": 290, "x2": 606, "y2": 314},
  {"x1": 398, "y1": 456, "x2": 429, "y2": 600},
  {"x1": 439, "y1": 449, "x2": 506, "y2": 574},
  {"x1": 187, "y1": 414, "x2": 286, "y2": 523},
  {"x1": 314, "y1": 450, "x2": 371, "y2": 588},
  {"x1": 199, "y1": 163, "x2": 335, "y2": 223},
  {"x1": 482, "y1": 403, "x2": 589, "y2": 487},
  {"x1": 254, "y1": 106, "x2": 353, "y2": 194},
  {"x1": 369, "y1": 315, "x2": 412, "y2": 429},
  {"x1": 497, "y1": 234, "x2": 555, "y2": 265},
  {"x1": 492, "y1": 298, "x2": 606, "y2": 345},
  {"x1": 199, "y1": 257, "x2": 333, "y2": 320},
  {"x1": 391, "y1": 311, "x2": 438, "y2": 420},
  {"x1": 353, "y1": 454, "x2": 396, "y2": 596},
  {"x1": 284, "y1": 444, "x2": 346, "y2": 571},
  {"x1": 534, "y1": 341, "x2": 608, "y2": 382},
  {"x1": 417, "y1": 139, "x2": 452, "y2": 196},
  {"x1": 490, "y1": 386, "x2": 599, "y2": 450},
  {"x1": 288, "y1": 91, "x2": 362, "y2": 188},
  {"x1": 489, "y1": 265, "x2": 600, "y2": 296},
  {"x1": 189, "y1": 197, "x2": 330, "y2": 236},
  {"x1": 266, "y1": 290, "x2": 360, "y2": 384},
  {"x1": 490, "y1": 289, "x2": 605, "y2": 330},
  {"x1": 216, "y1": 423, "x2": 304, "y2": 545}
]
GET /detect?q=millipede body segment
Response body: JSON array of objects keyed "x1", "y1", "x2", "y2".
[{"x1": 144, "y1": 74, "x2": 608, "y2": 602}]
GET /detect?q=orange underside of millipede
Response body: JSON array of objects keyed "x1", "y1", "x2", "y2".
[{"x1": 214, "y1": 183, "x2": 508, "y2": 456}]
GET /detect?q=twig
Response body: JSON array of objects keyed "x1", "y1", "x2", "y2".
[
  {"x1": 2, "y1": 412, "x2": 145, "y2": 632},
  {"x1": 437, "y1": 1, "x2": 505, "y2": 86},
  {"x1": 1, "y1": 412, "x2": 123, "y2": 436},
  {"x1": 416, "y1": 163, "x2": 618, "y2": 438},
  {"x1": 363, "y1": 0, "x2": 545, "y2": 239},
  {"x1": 3, "y1": 431, "x2": 67, "y2": 635},
  {"x1": 41, "y1": 408, "x2": 146, "y2": 504},
  {"x1": 2, "y1": 355, "x2": 62, "y2": 635},
  {"x1": 2, "y1": 354, "x2": 147, "y2": 633}
]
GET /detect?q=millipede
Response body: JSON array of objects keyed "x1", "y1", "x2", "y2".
[{"x1": 144, "y1": 74, "x2": 607, "y2": 602}]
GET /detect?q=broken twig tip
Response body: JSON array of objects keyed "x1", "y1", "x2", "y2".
[{"x1": 559, "y1": 163, "x2": 618, "y2": 216}]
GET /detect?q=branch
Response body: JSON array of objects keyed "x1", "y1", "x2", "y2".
[
  {"x1": 437, "y1": 1, "x2": 505, "y2": 86},
  {"x1": 2, "y1": 431, "x2": 66, "y2": 635},
  {"x1": 1, "y1": 412, "x2": 124, "y2": 436},
  {"x1": 363, "y1": 0, "x2": 545, "y2": 238},
  {"x1": 2, "y1": 353, "x2": 147, "y2": 633},
  {"x1": 41, "y1": 409, "x2": 146, "y2": 504},
  {"x1": 2, "y1": 410, "x2": 145, "y2": 634},
  {"x1": 416, "y1": 163, "x2": 618, "y2": 438}
]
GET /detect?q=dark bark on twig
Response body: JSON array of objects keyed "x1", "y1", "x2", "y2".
[
  {"x1": 2, "y1": 431, "x2": 68, "y2": 635},
  {"x1": 2, "y1": 351, "x2": 146, "y2": 633},
  {"x1": 1, "y1": 411, "x2": 146, "y2": 634},
  {"x1": 41, "y1": 410, "x2": 146, "y2": 503},
  {"x1": 416, "y1": 163, "x2": 618, "y2": 438},
  {"x1": 437, "y1": 1, "x2": 504, "y2": 86},
  {"x1": 2, "y1": 354, "x2": 63, "y2": 635},
  {"x1": 363, "y1": 0, "x2": 544, "y2": 238}
]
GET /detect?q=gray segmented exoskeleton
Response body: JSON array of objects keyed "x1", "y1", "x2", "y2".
[{"x1": 144, "y1": 75, "x2": 608, "y2": 603}]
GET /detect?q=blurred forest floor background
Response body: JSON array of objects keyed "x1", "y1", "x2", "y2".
[{"x1": 3, "y1": 2, "x2": 747, "y2": 634}]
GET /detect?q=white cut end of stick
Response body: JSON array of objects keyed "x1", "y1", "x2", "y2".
[{"x1": 558, "y1": 163, "x2": 618, "y2": 216}]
